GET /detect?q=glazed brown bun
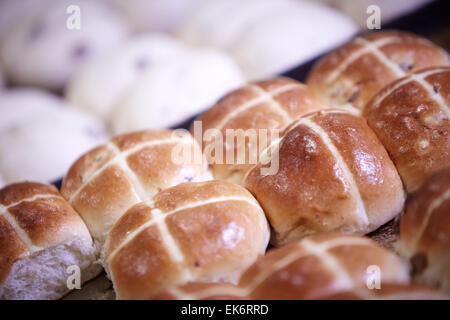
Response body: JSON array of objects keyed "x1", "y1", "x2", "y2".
[
  {"x1": 0, "y1": 182, "x2": 99, "y2": 300},
  {"x1": 321, "y1": 284, "x2": 448, "y2": 300},
  {"x1": 155, "y1": 283, "x2": 447, "y2": 300},
  {"x1": 307, "y1": 30, "x2": 449, "y2": 111},
  {"x1": 397, "y1": 167, "x2": 450, "y2": 294},
  {"x1": 364, "y1": 67, "x2": 450, "y2": 193},
  {"x1": 154, "y1": 234, "x2": 410, "y2": 300},
  {"x1": 243, "y1": 109, "x2": 405, "y2": 246},
  {"x1": 103, "y1": 180, "x2": 270, "y2": 299},
  {"x1": 190, "y1": 77, "x2": 325, "y2": 184},
  {"x1": 61, "y1": 130, "x2": 211, "y2": 246}
]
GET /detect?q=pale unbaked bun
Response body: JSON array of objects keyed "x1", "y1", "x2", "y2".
[
  {"x1": 110, "y1": 46, "x2": 244, "y2": 133},
  {"x1": 364, "y1": 66, "x2": 450, "y2": 193},
  {"x1": 0, "y1": 0, "x2": 42, "y2": 44},
  {"x1": 0, "y1": 182, "x2": 99, "y2": 300},
  {"x1": 155, "y1": 234, "x2": 410, "y2": 299},
  {"x1": 61, "y1": 129, "x2": 211, "y2": 246},
  {"x1": 243, "y1": 109, "x2": 405, "y2": 246},
  {"x1": 66, "y1": 34, "x2": 185, "y2": 120},
  {"x1": 397, "y1": 167, "x2": 450, "y2": 294},
  {"x1": 104, "y1": 180, "x2": 269, "y2": 299},
  {"x1": 307, "y1": 31, "x2": 449, "y2": 111},
  {"x1": 0, "y1": 88, "x2": 107, "y2": 185},
  {"x1": 111, "y1": 0, "x2": 204, "y2": 33},
  {"x1": 191, "y1": 77, "x2": 325, "y2": 183},
  {"x1": 66, "y1": 34, "x2": 244, "y2": 131},
  {"x1": 178, "y1": 0, "x2": 358, "y2": 80},
  {"x1": 1, "y1": 0, "x2": 128, "y2": 90}
]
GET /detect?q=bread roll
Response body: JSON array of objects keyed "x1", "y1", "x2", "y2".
[
  {"x1": 0, "y1": 182, "x2": 99, "y2": 300},
  {"x1": 61, "y1": 130, "x2": 211, "y2": 246},
  {"x1": 67, "y1": 34, "x2": 244, "y2": 131},
  {"x1": 321, "y1": 284, "x2": 448, "y2": 300},
  {"x1": 0, "y1": 0, "x2": 41, "y2": 44},
  {"x1": 66, "y1": 34, "x2": 185, "y2": 120},
  {"x1": 109, "y1": 46, "x2": 244, "y2": 133},
  {"x1": 103, "y1": 180, "x2": 270, "y2": 299},
  {"x1": 307, "y1": 31, "x2": 449, "y2": 111},
  {"x1": 227, "y1": 0, "x2": 358, "y2": 80},
  {"x1": 1, "y1": 0, "x2": 128, "y2": 90},
  {"x1": 0, "y1": 88, "x2": 107, "y2": 185},
  {"x1": 111, "y1": 0, "x2": 204, "y2": 33},
  {"x1": 191, "y1": 77, "x2": 325, "y2": 184},
  {"x1": 397, "y1": 167, "x2": 450, "y2": 294},
  {"x1": 243, "y1": 109, "x2": 405, "y2": 245},
  {"x1": 364, "y1": 66, "x2": 450, "y2": 193},
  {"x1": 154, "y1": 234, "x2": 409, "y2": 299},
  {"x1": 178, "y1": 0, "x2": 357, "y2": 80},
  {"x1": 157, "y1": 282, "x2": 448, "y2": 300}
]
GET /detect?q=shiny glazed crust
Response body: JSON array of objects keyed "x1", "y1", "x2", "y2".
[
  {"x1": 397, "y1": 167, "x2": 450, "y2": 293},
  {"x1": 243, "y1": 109, "x2": 405, "y2": 245},
  {"x1": 307, "y1": 30, "x2": 449, "y2": 111},
  {"x1": 191, "y1": 77, "x2": 325, "y2": 183},
  {"x1": 364, "y1": 67, "x2": 450, "y2": 193},
  {"x1": 154, "y1": 234, "x2": 410, "y2": 300},
  {"x1": 104, "y1": 180, "x2": 270, "y2": 299},
  {"x1": 61, "y1": 130, "x2": 209, "y2": 244}
]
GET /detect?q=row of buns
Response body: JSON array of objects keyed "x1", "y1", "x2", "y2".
[
  {"x1": 0, "y1": 29, "x2": 449, "y2": 299},
  {"x1": 0, "y1": 1, "x2": 437, "y2": 188},
  {"x1": 0, "y1": 0, "x2": 359, "y2": 90}
]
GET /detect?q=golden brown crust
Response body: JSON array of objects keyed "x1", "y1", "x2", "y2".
[
  {"x1": 0, "y1": 183, "x2": 60, "y2": 206},
  {"x1": 110, "y1": 225, "x2": 184, "y2": 300},
  {"x1": 104, "y1": 180, "x2": 270, "y2": 299},
  {"x1": 322, "y1": 284, "x2": 449, "y2": 300},
  {"x1": 112, "y1": 130, "x2": 176, "y2": 151},
  {"x1": 70, "y1": 165, "x2": 140, "y2": 243},
  {"x1": 364, "y1": 67, "x2": 450, "y2": 193},
  {"x1": 61, "y1": 130, "x2": 209, "y2": 244},
  {"x1": 307, "y1": 30, "x2": 449, "y2": 110},
  {"x1": 0, "y1": 182, "x2": 92, "y2": 285},
  {"x1": 106, "y1": 202, "x2": 153, "y2": 257},
  {"x1": 154, "y1": 234, "x2": 410, "y2": 300},
  {"x1": 243, "y1": 109, "x2": 405, "y2": 245},
  {"x1": 156, "y1": 283, "x2": 447, "y2": 300},
  {"x1": 191, "y1": 77, "x2": 325, "y2": 183},
  {"x1": 7, "y1": 197, "x2": 89, "y2": 247},
  {"x1": 397, "y1": 167, "x2": 450, "y2": 293}
]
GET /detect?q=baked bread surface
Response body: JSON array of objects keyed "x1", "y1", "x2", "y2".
[{"x1": 104, "y1": 180, "x2": 269, "y2": 299}]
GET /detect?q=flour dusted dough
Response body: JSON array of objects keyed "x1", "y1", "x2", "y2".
[
  {"x1": 1, "y1": 0, "x2": 128, "y2": 90},
  {"x1": 178, "y1": 0, "x2": 358, "y2": 80},
  {"x1": 110, "y1": 46, "x2": 244, "y2": 133},
  {"x1": 66, "y1": 34, "x2": 185, "y2": 120},
  {"x1": 0, "y1": 88, "x2": 107, "y2": 184},
  {"x1": 67, "y1": 34, "x2": 245, "y2": 132},
  {"x1": 112, "y1": 0, "x2": 204, "y2": 33}
]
